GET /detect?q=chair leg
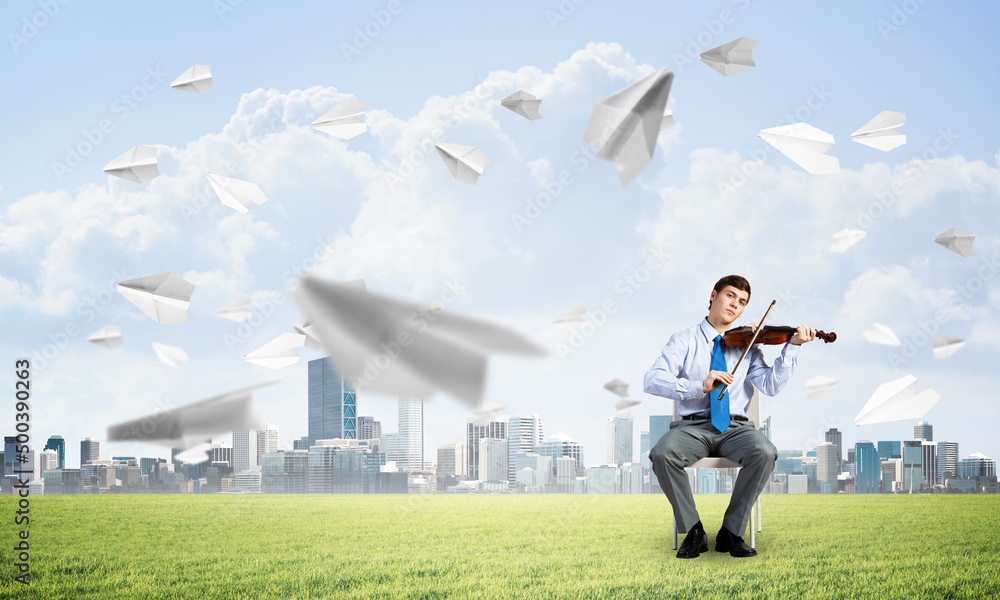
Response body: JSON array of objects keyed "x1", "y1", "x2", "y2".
[
  {"x1": 672, "y1": 517, "x2": 678, "y2": 550},
  {"x1": 750, "y1": 504, "x2": 755, "y2": 549},
  {"x1": 756, "y1": 495, "x2": 762, "y2": 532}
]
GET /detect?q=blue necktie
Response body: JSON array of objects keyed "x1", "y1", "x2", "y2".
[{"x1": 710, "y1": 334, "x2": 731, "y2": 433}]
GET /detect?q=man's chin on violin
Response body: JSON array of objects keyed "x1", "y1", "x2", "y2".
[{"x1": 644, "y1": 275, "x2": 818, "y2": 559}]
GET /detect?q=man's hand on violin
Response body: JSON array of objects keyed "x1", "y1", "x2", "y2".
[
  {"x1": 702, "y1": 370, "x2": 733, "y2": 393},
  {"x1": 790, "y1": 325, "x2": 817, "y2": 345}
]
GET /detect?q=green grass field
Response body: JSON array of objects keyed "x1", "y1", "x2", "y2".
[{"x1": 1, "y1": 494, "x2": 998, "y2": 599}]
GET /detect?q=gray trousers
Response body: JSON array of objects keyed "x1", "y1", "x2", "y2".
[{"x1": 649, "y1": 418, "x2": 777, "y2": 536}]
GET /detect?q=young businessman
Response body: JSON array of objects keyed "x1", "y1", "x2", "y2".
[{"x1": 644, "y1": 275, "x2": 816, "y2": 558}]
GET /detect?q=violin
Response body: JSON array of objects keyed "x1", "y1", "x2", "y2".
[{"x1": 721, "y1": 325, "x2": 836, "y2": 348}]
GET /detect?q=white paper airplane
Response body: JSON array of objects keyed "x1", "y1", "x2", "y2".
[
  {"x1": 854, "y1": 375, "x2": 941, "y2": 426},
  {"x1": 604, "y1": 378, "x2": 629, "y2": 398},
  {"x1": 312, "y1": 99, "x2": 367, "y2": 139},
  {"x1": 830, "y1": 229, "x2": 866, "y2": 253},
  {"x1": 87, "y1": 325, "x2": 122, "y2": 349},
  {"x1": 931, "y1": 336, "x2": 966, "y2": 359},
  {"x1": 863, "y1": 323, "x2": 901, "y2": 346},
  {"x1": 699, "y1": 37, "x2": 758, "y2": 76},
  {"x1": 244, "y1": 333, "x2": 306, "y2": 369},
  {"x1": 294, "y1": 322, "x2": 322, "y2": 350},
  {"x1": 758, "y1": 123, "x2": 840, "y2": 175},
  {"x1": 850, "y1": 111, "x2": 906, "y2": 151},
  {"x1": 117, "y1": 272, "x2": 196, "y2": 325},
  {"x1": 217, "y1": 297, "x2": 253, "y2": 322},
  {"x1": 805, "y1": 375, "x2": 839, "y2": 401},
  {"x1": 107, "y1": 383, "x2": 269, "y2": 449},
  {"x1": 583, "y1": 67, "x2": 673, "y2": 186},
  {"x1": 173, "y1": 442, "x2": 213, "y2": 465},
  {"x1": 500, "y1": 90, "x2": 542, "y2": 120},
  {"x1": 934, "y1": 228, "x2": 975, "y2": 257},
  {"x1": 170, "y1": 65, "x2": 214, "y2": 94},
  {"x1": 660, "y1": 109, "x2": 675, "y2": 131},
  {"x1": 207, "y1": 173, "x2": 269, "y2": 213},
  {"x1": 103, "y1": 145, "x2": 160, "y2": 183},
  {"x1": 615, "y1": 398, "x2": 642, "y2": 418},
  {"x1": 293, "y1": 276, "x2": 545, "y2": 406},
  {"x1": 152, "y1": 342, "x2": 190, "y2": 368},
  {"x1": 435, "y1": 143, "x2": 490, "y2": 185}
]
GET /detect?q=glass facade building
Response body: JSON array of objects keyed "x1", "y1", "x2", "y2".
[{"x1": 307, "y1": 358, "x2": 357, "y2": 446}]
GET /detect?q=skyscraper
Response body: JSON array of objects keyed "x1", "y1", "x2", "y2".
[
  {"x1": 936, "y1": 441, "x2": 959, "y2": 485},
  {"x1": 478, "y1": 438, "x2": 508, "y2": 482},
  {"x1": 958, "y1": 452, "x2": 996, "y2": 478},
  {"x1": 256, "y1": 424, "x2": 279, "y2": 467},
  {"x1": 307, "y1": 358, "x2": 357, "y2": 446},
  {"x1": 357, "y1": 416, "x2": 382, "y2": 441},
  {"x1": 824, "y1": 428, "x2": 843, "y2": 472},
  {"x1": 398, "y1": 397, "x2": 423, "y2": 472},
  {"x1": 39, "y1": 449, "x2": 59, "y2": 475},
  {"x1": 507, "y1": 414, "x2": 543, "y2": 483},
  {"x1": 536, "y1": 433, "x2": 584, "y2": 478},
  {"x1": 80, "y1": 437, "x2": 100, "y2": 466},
  {"x1": 233, "y1": 429, "x2": 255, "y2": 473},
  {"x1": 210, "y1": 443, "x2": 233, "y2": 467},
  {"x1": 877, "y1": 440, "x2": 901, "y2": 461},
  {"x1": 816, "y1": 441, "x2": 838, "y2": 492},
  {"x1": 855, "y1": 441, "x2": 880, "y2": 494},
  {"x1": 902, "y1": 440, "x2": 922, "y2": 492},
  {"x1": 914, "y1": 421, "x2": 933, "y2": 442},
  {"x1": 607, "y1": 417, "x2": 633, "y2": 466},
  {"x1": 437, "y1": 443, "x2": 467, "y2": 478},
  {"x1": 466, "y1": 418, "x2": 506, "y2": 480},
  {"x1": 45, "y1": 435, "x2": 65, "y2": 469},
  {"x1": 649, "y1": 415, "x2": 672, "y2": 449},
  {"x1": 921, "y1": 441, "x2": 937, "y2": 490}
]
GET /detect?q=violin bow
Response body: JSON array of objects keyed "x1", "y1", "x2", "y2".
[{"x1": 716, "y1": 299, "x2": 776, "y2": 401}]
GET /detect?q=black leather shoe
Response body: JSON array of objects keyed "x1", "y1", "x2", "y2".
[
  {"x1": 715, "y1": 526, "x2": 757, "y2": 557},
  {"x1": 676, "y1": 524, "x2": 708, "y2": 559}
]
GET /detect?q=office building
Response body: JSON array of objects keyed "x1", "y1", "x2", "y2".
[
  {"x1": 536, "y1": 433, "x2": 584, "y2": 477},
  {"x1": 397, "y1": 397, "x2": 424, "y2": 472},
  {"x1": 80, "y1": 437, "x2": 100, "y2": 466},
  {"x1": 507, "y1": 415, "x2": 543, "y2": 483},
  {"x1": 586, "y1": 465, "x2": 617, "y2": 494},
  {"x1": 649, "y1": 415, "x2": 672, "y2": 448},
  {"x1": 921, "y1": 441, "x2": 937, "y2": 490},
  {"x1": 45, "y1": 435, "x2": 66, "y2": 469},
  {"x1": 607, "y1": 417, "x2": 633, "y2": 466},
  {"x1": 357, "y1": 416, "x2": 381, "y2": 441},
  {"x1": 881, "y1": 458, "x2": 901, "y2": 493},
  {"x1": 261, "y1": 450, "x2": 308, "y2": 493},
  {"x1": 824, "y1": 428, "x2": 842, "y2": 472},
  {"x1": 621, "y1": 463, "x2": 643, "y2": 494},
  {"x1": 902, "y1": 441, "x2": 923, "y2": 492},
  {"x1": 855, "y1": 441, "x2": 880, "y2": 494},
  {"x1": 478, "y1": 438, "x2": 508, "y2": 482},
  {"x1": 308, "y1": 439, "x2": 383, "y2": 493},
  {"x1": 233, "y1": 430, "x2": 255, "y2": 473},
  {"x1": 787, "y1": 473, "x2": 808, "y2": 494},
  {"x1": 39, "y1": 449, "x2": 59, "y2": 475},
  {"x1": 436, "y1": 443, "x2": 467, "y2": 478},
  {"x1": 466, "y1": 418, "x2": 506, "y2": 481},
  {"x1": 556, "y1": 456, "x2": 576, "y2": 493},
  {"x1": 232, "y1": 471, "x2": 262, "y2": 493},
  {"x1": 936, "y1": 441, "x2": 959, "y2": 485},
  {"x1": 514, "y1": 452, "x2": 552, "y2": 487},
  {"x1": 3, "y1": 437, "x2": 20, "y2": 476},
  {"x1": 816, "y1": 442, "x2": 838, "y2": 491},
  {"x1": 877, "y1": 440, "x2": 902, "y2": 461},
  {"x1": 958, "y1": 452, "x2": 996, "y2": 478},
  {"x1": 210, "y1": 443, "x2": 233, "y2": 467},
  {"x1": 307, "y1": 358, "x2": 357, "y2": 446},
  {"x1": 639, "y1": 431, "x2": 651, "y2": 473},
  {"x1": 256, "y1": 424, "x2": 279, "y2": 467},
  {"x1": 914, "y1": 421, "x2": 933, "y2": 442}
]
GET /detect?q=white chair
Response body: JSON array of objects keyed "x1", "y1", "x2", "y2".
[{"x1": 670, "y1": 387, "x2": 764, "y2": 550}]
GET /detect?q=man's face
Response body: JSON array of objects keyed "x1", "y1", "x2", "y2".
[{"x1": 710, "y1": 285, "x2": 749, "y2": 325}]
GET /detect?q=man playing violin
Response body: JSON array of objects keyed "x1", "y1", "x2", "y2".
[{"x1": 645, "y1": 274, "x2": 816, "y2": 558}]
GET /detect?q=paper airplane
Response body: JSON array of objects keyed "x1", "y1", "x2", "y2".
[
  {"x1": 805, "y1": 375, "x2": 839, "y2": 401},
  {"x1": 117, "y1": 272, "x2": 195, "y2": 325},
  {"x1": 863, "y1": 323, "x2": 901, "y2": 346},
  {"x1": 604, "y1": 378, "x2": 629, "y2": 398},
  {"x1": 615, "y1": 398, "x2": 642, "y2": 418},
  {"x1": 854, "y1": 375, "x2": 941, "y2": 426},
  {"x1": 931, "y1": 336, "x2": 966, "y2": 359},
  {"x1": 103, "y1": 145, "x2": 160, "y2": 183},
  {"x1": 293, "y1": 276, "x2": 545, "y2": 406},
  {"x1": 553, "y1": 307, "x2": 587, "y2": 326},
  {"x1": 699, "y1": 37, "x2": 758, "y2": 76},
  {"x1": 312, "y1": 99, "x2": 367, "y2": 139},
  {"x1": 850, "y1": 111, "x2": 906, "y2": 151},
  {"x1": 151, "y1": 342, "x2": 189, "y2": 368},
  {"x1": 758, "y1": 123, "x2": 839, "y2": 175},
  {"x1": 830, "y1": 229, "x2": 866, "y2": 252},
  {"x1": 244, "y1": 333, "x2": 306, "y2": 369},
  {"x1": 170, "y1": 65, "x2": 214, "y2": 94},
  {"x1": 107, "y1": 383, "x2": 268, "y2": 449},
  {"x1": 583, "y1": 67, "x2": 673, "y2": 186},
  {"x1": 660, "y1": 109, "x2": 675, "y2": 131},
  {"x1": 435, "y1": 143, "x2": 490, "y2": 185},
  {"x1": 934, "y1": 228, "x2": 975, "y2": 257},
  {"x1": 294, "y1": 322, "x2": 322, "y2": 350},
  {"x1": 207, "y1": 173, "x2": 269, "y2": 213},
  {"x1": 217, "y1": 297, "x2": 253, "y2": 322},
  {"x1": 501, "y1": 90, "x2": 542, "y2": 120},
  {"x1": 87, "y1": 325, "x2": 122, "y2": 349},
  {"x1": 173, "y1": 442, "x2": 213, "y2": 465}
]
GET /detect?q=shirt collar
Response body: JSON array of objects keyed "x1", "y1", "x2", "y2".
[{"x1": 699, "y1": 318, "x2": 722, "y2": 342}]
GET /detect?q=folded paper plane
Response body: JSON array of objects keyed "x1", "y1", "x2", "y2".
[
  {"x1": 583, "y1": 67, "x2": 673, "y2": 186},
  {"x1": 934, "y1": 228, "x2": 975, "y2": 257},
  {"x1": 850, "y1": 111, "x2": 906, "y2": 151},
  {"x1": 604, "y1": 378, "x2": 629, "y2": 398},
  {"x1": 170, "y1": 65, "x2": 214, "y2": 94},
  {"x1": 435, "y1": 143, "x2": 490, "y2": 185},
  {"x1": 103, "y1": 145, "x2": 160, "y2": 183},
  {"x1": 173, "y1": 442, "x2": 213, "y2": 465},
  {"x1": 117, "y1": 272, "x2": 195, "y2": 324},
  {"x1": 244, "y1": 333, "x2": 306, "y2": 369},
  {"x1": 805, "y1": 375, "x2": 839, "y2": 401},
  {"x1": 660, "y1": 109, "x2": 676, "y2": 131},
  {"x1": 615, "y1": 398, "x2": 642, "y2": 418},
  {"x1": 863, "y1": 323, "x2": 901, "y2": 346},
  {"x1": 931, "y1": 336, "x2": 965, "y2": 359},
  {"x1": 293, "y1": 276, "x2": 545, "y2": 406},
  {"x1": 854, "y1": 375, "x2": 941, "y2": 426},
  {"x1": 152, "y1": 342, "x2": 189, "y2": 368},
  {"x1": 758, "y1": 123, "x2": 839, "y2": 175},
  {"x1": 830, "y1": 229, "x2": 866, "y2": 253},
  {"x1": 312, "y1": 99, "x2": 367, "y2": 139},
  {"x1": 217, "y1": 297, "x2": 253, "y2": 322},
  {"x1": 207, "y1": 173, "x2": 269, "y2": 213},
  {"x1": 501, "y1": 90, "x2": 542, "y2": 120},
  {"x1": 87, "y1": 325, "x2": 122, "y2": 349},
  {"x1": 699, "y1": 37, "x2": 758, "y2": 76},
  {"x1": 294, "y1": 322, "x2": 322, "y2": 350}
]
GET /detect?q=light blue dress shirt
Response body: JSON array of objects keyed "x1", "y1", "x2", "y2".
[{"x1": 643, "y1": 318, "x2": 799, "y2": 418}]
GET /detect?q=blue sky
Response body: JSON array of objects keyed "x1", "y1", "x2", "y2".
[{"x1": 2, "y1": 1, "x2": 999, "y2": 471}]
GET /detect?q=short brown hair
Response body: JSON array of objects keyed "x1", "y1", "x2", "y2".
[{"x1": 709, "y1": 275, "x2": 751, "y2": 310}]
